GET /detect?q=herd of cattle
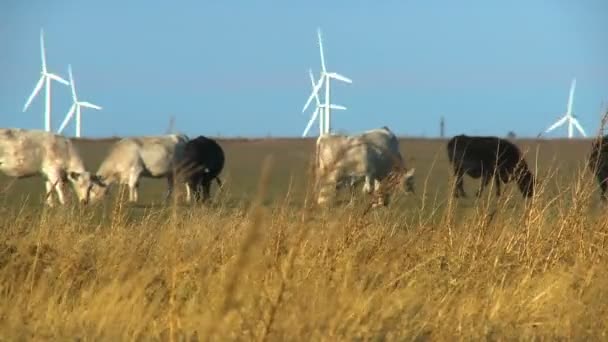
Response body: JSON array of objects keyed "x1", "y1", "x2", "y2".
[{"x1": 1, "y1": 126, "x2": 608, "y2": 207}]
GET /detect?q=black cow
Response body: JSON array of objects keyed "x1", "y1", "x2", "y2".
[
  {"x1": 588, "y1": 135, "x2": 608, "y2": 201},
  {"x1": 179, "y1": 136, "x2": 225, "y2": 203},
  {"x1": 446, "y1": 135, "x2": 534, "y2": 198}
]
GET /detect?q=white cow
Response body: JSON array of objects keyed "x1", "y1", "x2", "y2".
[
  {"x1": 88, "y1": 134, "x2": 191, "y2": 203},
  {"x1": 315, "y1": 126, "x2": 415, "y2": 206},
  {"x1": 0, "y1": 128, "x2": 98, "y2": 206}
]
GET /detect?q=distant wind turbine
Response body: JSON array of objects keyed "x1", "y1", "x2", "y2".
[
  {"x1": 57, "y1": 65, "x2": 102, "y2": 137},
  {"x1": 301, "y1": 28, "x2": 352, "y2": 135},
  {"x1": 302, "y1": 69, "x2": 346, "y2": 137},
  {"x1": 23, "y1": 28, "x2": 70, "y2": 132},
  {"x1": 165, "y1": 115, "x2": 176, "y2": 134},
  {"x1": 543, "y1": 78, "x2": 586, "y2": 139}
]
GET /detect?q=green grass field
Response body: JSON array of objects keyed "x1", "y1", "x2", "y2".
[{"x1": 0, "y1": 137, "x2": 606, "y2": 340}]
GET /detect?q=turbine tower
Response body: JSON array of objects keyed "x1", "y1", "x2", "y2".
[
  {"x1": 57, "y1": 65, "x2": 102, "y2": 137},
  {"x1": 543, "y1": 78, "x2": 586, "y2": 139},
  {"x1": 165, "y1": 115, "x2": 176, "y2": 134},
  {"x1": 23, "y1": 28, "x2": 70, "y2": 132},
  {"x1": 301, "y1": 28, "x2": 352, "y2": 135},
  {"x1": 302, "y1": 69, "x2": 346, "y2": 137}
]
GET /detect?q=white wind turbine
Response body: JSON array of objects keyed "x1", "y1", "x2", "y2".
[
  {"x1": 543, "y1": 78, "x2": 586, "y2": 138},
  {"x1": 23, "y1": 28, "x2": 70, "y2": 132},
  {"x1": 301, "y1": 28, "x2": 352, "y2": 135},
  {"x1": 302, "y1": 69, "x2": 346, "y2": 137},
  {"x1": 57, "y1": 65, "x2": 102, "y2": 137}
]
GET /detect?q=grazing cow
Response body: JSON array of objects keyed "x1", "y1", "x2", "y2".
[
  {"x1": 88, "y1": 134, "x2": 190, "y2": 203},
  {"x1": 315, "y1": 126, "x2": 415, "y2": 206},
  {"x1": 177, "y1": 135, "x2": 225, "y2": 203},
  {"x1": 446, "y1": 134, "x2": 534, "y2": 198},
  {"x1": 588, "y1": 135, "x2": 608, "y2": 201},
  {"x1": 0, "y1": 128, "x2": 98, "y2": 206}
]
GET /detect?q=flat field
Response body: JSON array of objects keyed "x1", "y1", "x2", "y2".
[{"x1": 0, "y1": 137, "x2": 606, "y2": 340}]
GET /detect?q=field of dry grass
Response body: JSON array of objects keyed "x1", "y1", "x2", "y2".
[{"x1": 0, "y1": 137, "x2": 606, "y2": 340}]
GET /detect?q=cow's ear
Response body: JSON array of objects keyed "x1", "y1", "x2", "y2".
[{"x1": 69, "y1": 172, "x2": 81, "y2": 180}]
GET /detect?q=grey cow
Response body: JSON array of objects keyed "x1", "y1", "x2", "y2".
[
  {"x1": 315, "y1": 126, "x2": 415, "y2": 206},
  {"x1": 0, "y1": 128, "x2": 99, "y2": 206},
  {"x1": 89, "y1": 134, "x2": 192, "y2": 203}
]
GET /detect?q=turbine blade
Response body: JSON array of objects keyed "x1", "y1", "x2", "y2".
[
  {"x1": 57, "y1": 104, "x2": 76, "y2": 134},
  {"x1": 23, "y1": 76, "x2": 45, "y2": 111},
  {"x1": 317, "y1": 28, "x2": 326, "y2": 72},
  {"x1": 572, "y1": 118, "x2": 586, "y2": 137},
  {"x1": 567, "y1": 78, "x2": 576, "y2": 116},
  {"x1": 308, "y1": 69, "x2": 316, "y2": 87},
  {"x1": 329, "y1": 104, "x2": 347, "y2": 110},
  {"x1": 40, "y1": 28, "x2": 47, "y2": 72},
  {"x1": 68, "y1": 65, "x2": 77, "y2": 100},
  {"x1": 309, "y1": 69, "x2": 321, "y2": 106},
  {"x1": 302, "y1": 75, "x2": 325, "y2": 112},
  {"x1": 545, "y1": 115, "x2": 569, "y2": 133},
  {"x1": 303, "y1": 108, "x2": 320, "y2": 137},
  {"x1": 328, "y1": 72, "x2": 352, "y2": 84},
  {"x1": 47, "y1": 73, "x2": 69, "y2": 85},
  {"x1": 79, "y1": 101, "x2": 102, "y2": 110}
]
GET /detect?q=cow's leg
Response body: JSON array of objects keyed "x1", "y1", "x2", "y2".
[
  {"x1": 54, "y1": 180, "x2": 66, "y2": 205},
  {"x1": 453, "y1": 168, "x2": 466, "y2": 198},
  {"x1": 362, "y1": 176, "x2": 373, "y2": 194},
  {"x1": 476, "y1": 172, "x2": 491, "y2": 197},
  {"x1": 194, "y1": 181, "x2": 204, "y2": 203},
  {"x1": 494, "y1": 174, "x2": 502, "y2": 197},
  {"x1": 187, "y1": 175, "x2": 203, "y2": 203},
  {"x1": 202, "y1": 179, "x2": 212, "y2": 203},
  {"x1": 317, "y1": 171, "x2": 338, "y2": 205},
  {"x1": 372, "y1": 178, "x2": 387, "y2": 207},
  {"x1": 185, "y1": 183, "x2": 192, "y2": 203},
  {"x1": 127, "y1": 172, "x2": 140, "y2": 203},
  {"x1": 44, "y1": 170, "x2": 66, "y2": 206},
  {"x1": 44, "y1": 180, "x2": 56, "y2": 207},
  {"x1": 164, "y1": 174, "x2": 175, "y2": 202}
]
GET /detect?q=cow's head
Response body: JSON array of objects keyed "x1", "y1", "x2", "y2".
[
  {"x1": 517, "y1": 169, "x2": 534, "y2": 198},
  {"x1": 86, "y1": 175, "x2": 110, "y2": 203},
  {"x1": 67, "y1": 171, "x2": 105, "y2": 204},
  {"x1": 400, "y1": 168, "x2": 416, "y2": 194}
]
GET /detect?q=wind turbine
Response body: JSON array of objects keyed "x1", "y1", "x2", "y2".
[
  {"x1": 301, "y1": 28, "x2": 352, "y2": 135},
  {"x1": 57, "y1": 65, "x2": 102, "y2": 137},
  {"x1": 302, "y1": 69, "x2": 346, "y2": 137},
  {"x1": 543, "y1": 78, "x2": 586, "y2": 139},
  {"x1": 23, "y1": 28, "x2": 70, "y2": 132}
]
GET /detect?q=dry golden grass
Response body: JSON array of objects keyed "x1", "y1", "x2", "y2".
[{"x1": 0, "y1": 137, "x2": 607, "y2": 340}]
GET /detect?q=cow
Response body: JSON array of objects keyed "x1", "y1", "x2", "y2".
[
  {"x1": 588, "y1": 134, "x2": 608, "y2": 201},
  {"x1": 446, "y1": 134, "x2": 534, "y2": 199},
  {"x1": 176, "y1": 135, "x2": 225, "y2": 203},
  {"x1": 0, "y1": 128, "x2": 99, "y2": 206},
  {"x1": 315, "y1": 126, "x2": 415, "y2": 207},
  {"x1": 88, "y1": 134, "x2": 190, "y2": 203}
]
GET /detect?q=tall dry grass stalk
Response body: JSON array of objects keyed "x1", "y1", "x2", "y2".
[{"x1": 0, "y1": 155, "x2": 606, "y2": 340}]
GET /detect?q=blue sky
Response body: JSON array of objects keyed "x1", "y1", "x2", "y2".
[{"x1": 1, "y1": 0, "x2": 607, "y2": 138}]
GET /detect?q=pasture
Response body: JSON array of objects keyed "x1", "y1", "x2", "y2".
[{"x1": 0, "y1": 137, "x2": 606, "y2": 340}]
